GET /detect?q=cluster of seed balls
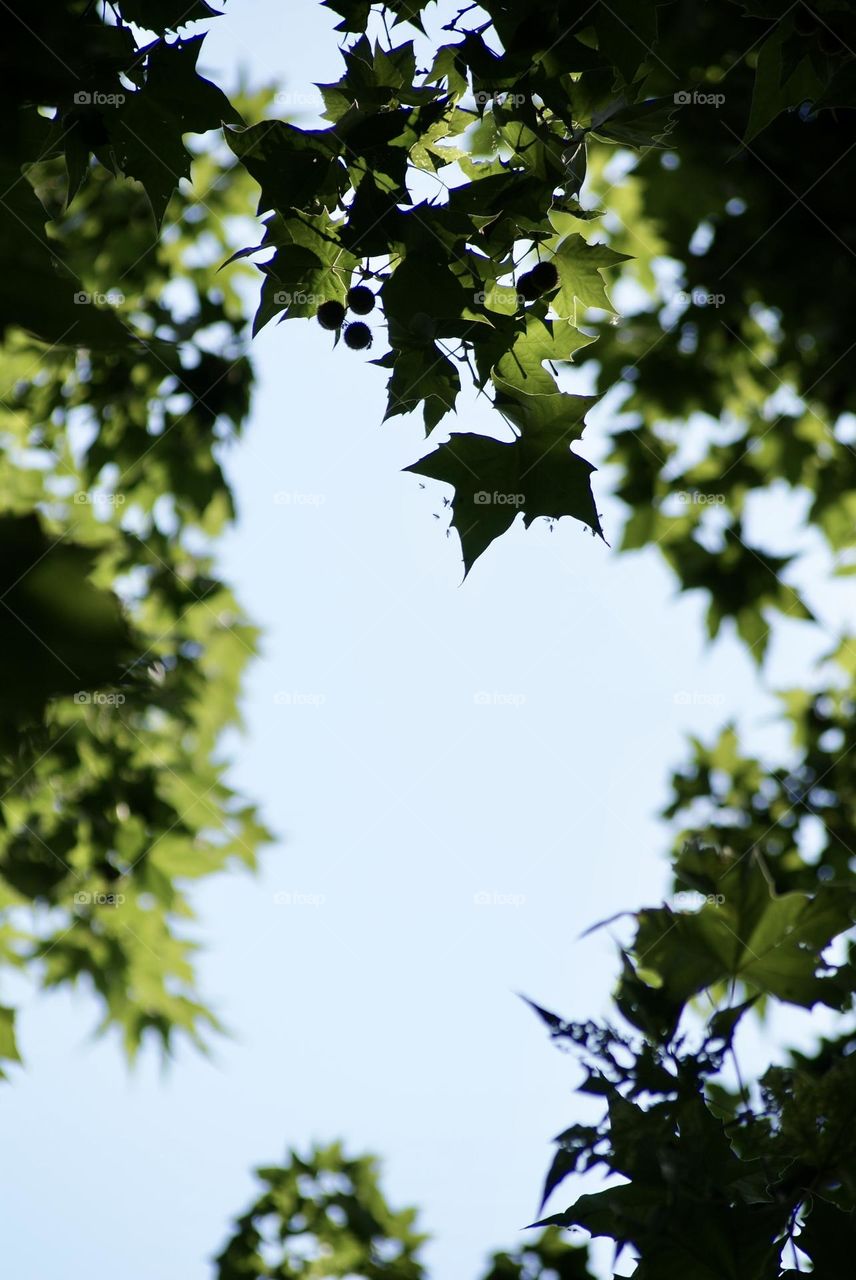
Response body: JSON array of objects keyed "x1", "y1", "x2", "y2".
[
  {"x1": 316, "y1": 286, "x2": 375, "y2": 349},
  {"x1": 315, "y1": 261, "x2": 558, "y2": 350}
]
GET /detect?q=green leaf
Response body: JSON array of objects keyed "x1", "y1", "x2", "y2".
[
  {"x1": 0, "y1": 163, "x2": 129, "y2": 347},
  {"x1": 109, "y1": 37, "x2": 241, "y2": 226},
  {"x1": 379, "y1": 345, "x2": 461, "y2": 431},
  {"x1": 226, "y1": 120, "x2": 349, "y2": 217},
  {"x1": 591, "y1": 0, "x2": 659, "y2": 85},
  {"x1": 629, "y1": 872, "x2": 856, "y2": 1012},
  {"x1": 0, "y1": 1005, "x2": 22, "y2": 1077},
  {"x1": 551, "y1": 234, "x2": 631, "y2": 322},
  {"x1": 491, "y1": 314, "x2": 596, "y2": 397},
  {"x1": 744, "y1": 25, "x2": 826, "y2": 143},
  {"x1": 707, "y1": 996, "x2": 760, "y2": 1047},
  {"x1": 406, "y1": 412, "x2": 602, "y2": 575},
  {"x1": 591, "y1": 96, "x2": 678, "y2": 148},
  {"x1": 0, "y1": 514, "x2": 133, "y2": 729}
]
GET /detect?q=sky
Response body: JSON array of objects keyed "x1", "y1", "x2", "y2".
[{"x1": 1, "y1": 3, "x2": 851, "y2": 1279}]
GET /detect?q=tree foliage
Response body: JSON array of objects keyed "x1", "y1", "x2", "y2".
[
  {"x1": 527, "y1": 825, "x2": 856, "y2": 1275},
  {"x1": 216, "y1": 1, "x2": 856, "y2": 1275},
  {"x1": 0, "y1": 2, "x2": 271, "y2": 1063},
  {"x1": 215, "y1": 1144, "x2": 595, "y2": 1280},
  {"x1": 4, "y1": 2, "x2": 856, "y2": 1277},
  {"x1": 223, "y1": 0, "x2": 856, "y2": 609}
]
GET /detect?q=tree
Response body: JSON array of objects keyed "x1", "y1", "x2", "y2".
[
  {"x1": 0, "y1": 2, "x2": 272, "y2": 1063},
  {"x1": 3, "y1": 2, "x2": 856, "y2": 1276},
  {"x1": 217, "y1": 2, "x2": 856, "y2": 1273},
  {"x1": 215, "y1": 1144, "x2": 595, "y2": 1280}
]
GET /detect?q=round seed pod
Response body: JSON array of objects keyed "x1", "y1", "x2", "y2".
[
  {"x1": 527, "y1": 260, "x2": 559, "y2": 294},
  {"x1": 516, "y1": 270, "x2": 541, "y2": 302},
  {"x1": 317, "y1": 299, "x2": 346, "y2": 330},
  {"x1": 346, "y1": 285, "x2": 376, "y2": 315},
  {"x1": 344, "y1": 321, "x2": 373, "y2": 350}
]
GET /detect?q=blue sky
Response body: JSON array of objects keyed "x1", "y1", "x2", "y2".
[{"x1": 1, "y1": 3, "x2": 850, "y2": 1278}]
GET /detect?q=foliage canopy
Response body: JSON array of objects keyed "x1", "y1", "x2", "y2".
[{"x1": 3, "y1": 1, "x2": 856, "y2": 1276}]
